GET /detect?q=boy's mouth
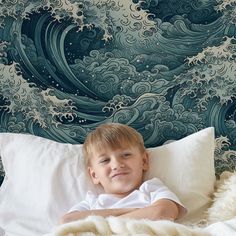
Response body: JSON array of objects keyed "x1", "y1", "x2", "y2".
[{"x1": 111, "y1": 172, "x2": 129, "y2": 178}]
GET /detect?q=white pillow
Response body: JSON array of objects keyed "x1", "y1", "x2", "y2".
[
  {"x1": 0, "y1": 134, "x2": 88, "y2": 236},
  {"x1": 0, "y1": 127, "x2": 215, "y2": 236},
  {"x1": 145, "y1": 127, "x2": 216, "y2": 222}
]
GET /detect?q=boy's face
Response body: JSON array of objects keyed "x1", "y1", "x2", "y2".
[{"x1": 88, "y1": 144, "x2": 149, "y2": 197}]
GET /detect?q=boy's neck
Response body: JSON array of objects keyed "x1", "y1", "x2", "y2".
[{"x1": 104, "y1": 186, "x2": 141, "y2": 198}]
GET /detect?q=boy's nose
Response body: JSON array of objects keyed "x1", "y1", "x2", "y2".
[{"x1": 111, "y1": 159, "x2": 125, "y2": 170}]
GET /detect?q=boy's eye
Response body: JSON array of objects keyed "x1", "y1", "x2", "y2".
[
  {"x1": 122, "y1": 153, "x2": 131, "y2": 158},
  {"x1": 99, "y1": 159, "x2": 109, "y2": 164}
]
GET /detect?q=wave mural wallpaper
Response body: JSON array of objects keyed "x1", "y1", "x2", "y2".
[{"x1": 0, "y1": 0, "x2": 235, "y2": 182}]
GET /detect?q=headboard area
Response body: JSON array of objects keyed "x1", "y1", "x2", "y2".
[{"x1": 0, "y1": 0, "x2": 235, "y2": 181}]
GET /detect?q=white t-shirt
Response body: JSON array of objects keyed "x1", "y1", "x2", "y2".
[{"x1": 69, "y1": 178, "x2": 187, "y2": 218}]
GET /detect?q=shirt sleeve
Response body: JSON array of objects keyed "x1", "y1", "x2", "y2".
[
  {"x1": 67, "y1": 200, "x2": 90, "y2": 213},
  {"x1": 67, "y1": 191, "x2": 94, "y2": 213},
  {"x1": 141, "y1": 178, "x2": 187, "y2": 218}
]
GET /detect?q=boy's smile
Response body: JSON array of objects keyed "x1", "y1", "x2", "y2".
[
  {"x1": 111, "y1": 171, "x2": 129, "y2": 179},
  {"x1": 88, "y1": 145, "x2": 149, "y2": 198}
]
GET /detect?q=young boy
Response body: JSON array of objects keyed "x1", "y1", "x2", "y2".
[{"x1": 60, "y1": 123, "x2": 186, "y2": 224}]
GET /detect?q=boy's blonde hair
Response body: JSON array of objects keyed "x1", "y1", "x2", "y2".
[{"x1": 83, "y1": 123, "x2": 146, "y2": 166}]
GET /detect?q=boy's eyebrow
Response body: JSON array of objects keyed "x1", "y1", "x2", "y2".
[
  {"x1": 97, "y1": 154, "x2": 108, "y2": 158},
  {"x1": 97, "y1": 149, "x2": 132, "y2": 157}
]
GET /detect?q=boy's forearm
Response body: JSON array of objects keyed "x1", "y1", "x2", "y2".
[
  {"x1": 119, "y1": 200, "x2": 179, "y2": 221},
  {"x1": 60, "y1": 200, "x2": 179, "y2": 224},
  {"x1": 60, "y1": 208, "x2": 136, "y2": 224}
]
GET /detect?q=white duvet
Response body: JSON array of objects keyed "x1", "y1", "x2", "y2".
[
  {"x1": 0, "y1": 217, "x2": 236, "y2": 236},
  {"x1": 44, "y1": 215, "x2": 236, "y2": 236}
]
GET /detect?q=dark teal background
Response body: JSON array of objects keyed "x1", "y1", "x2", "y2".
[{"x1": 0, "y1": 0, "x2": 235, "y2": 178}]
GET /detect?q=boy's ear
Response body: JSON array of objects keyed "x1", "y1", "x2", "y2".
[
  {"x1": 142, "y1": 151, "x2": 149, "y2": 171},
  {"x1": 88, "y1": 167, "x2": 100, "y2": 185}
]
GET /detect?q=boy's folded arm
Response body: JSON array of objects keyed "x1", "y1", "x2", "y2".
[
  {"x1": 60, "y1": 199, "x2": 180, "y2": 224},
  {"x1": 59, "y1": 208, "x2": 136, "y2": 224},
  {"x1": 119, "y1": 199, "x2": 179, "y2": 221}
]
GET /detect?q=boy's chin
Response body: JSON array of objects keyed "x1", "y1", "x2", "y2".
[{"x1": 108, "y1": 183, "x2": 141, "y2": 196}]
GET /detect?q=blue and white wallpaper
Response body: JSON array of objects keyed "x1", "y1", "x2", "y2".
[{"x1": 0, "y1": 0, "x2": 235, "y2": 179}]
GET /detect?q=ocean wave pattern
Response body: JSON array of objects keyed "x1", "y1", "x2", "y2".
[{"x1": 0, "y1": 0, "x2": 235, "y2": 176}]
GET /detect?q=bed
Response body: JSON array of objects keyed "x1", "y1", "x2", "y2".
[
  {"x1": 0, "y1": 0, "x2": 236, "y2": 235},
  {"x1": 0, "y1": 127, "x2": 236, "y2": 236}
]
